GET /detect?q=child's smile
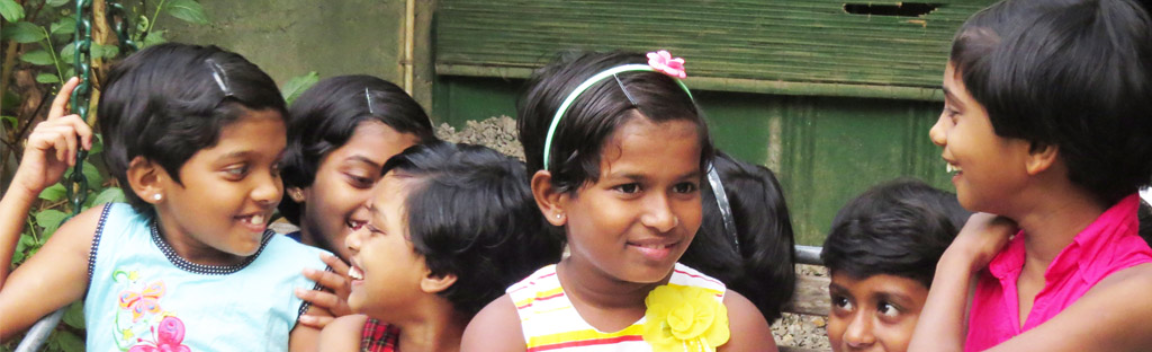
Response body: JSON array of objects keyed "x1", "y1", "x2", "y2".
[
  {"x1": 560, "y1": 117, "x2": 703, "y2": 284},
  {"x1": 345, "y1": 173, "x2": 427, "y2": 317},
  {"x1": 298, "y1": 121, "x2": 419, "y2": 260},
  {"x1": 929, "y1": 63, "x2": 1033, "y2": 213},
  {"x1": 153, "y1": 109, "x2": 286, "y2": 265}
]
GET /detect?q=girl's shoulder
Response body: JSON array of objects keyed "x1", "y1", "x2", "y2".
[
  {"x1": 669, "y1": 263, "x2": 727, "y2": 294},
  {"x1": 461, "y1": 292, "x2": 526, "y2": 352},
  {"x1": 317, "y1": 314, "x2": 371, "y2": 352},
  {"x1": 506, "y1": 264, "x2": 558, "y2": 296}
]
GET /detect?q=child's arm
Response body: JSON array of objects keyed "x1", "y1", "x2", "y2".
[
  {"x1": 980, "y1": 263, "x2": 1152, "y2": 352},
  {"x1": 0, "y1": 77, "x2": 89, "y2": 285},
  {"x1": 720, "y1": 290, "x2": 777, "y2": 352},
  {"x1": 908, "y1": 213, "x2": 1016, "y2": 352},
  {"x1": 461, "y1": 293, "x2": 527, "y2": 352},
  {"x1": 0, "y1": 77, "x2": 102, "y2": 339},
  {"x1": 289, "y1": 304, "x2": 333, "y2": 352},
  {"x1": 315, "y1": 314, "x2": 368, "y2": 352}
]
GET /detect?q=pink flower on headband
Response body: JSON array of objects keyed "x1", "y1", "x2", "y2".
[{"x1": 647, "y1": 50, "x2": 687, "y2": 79}]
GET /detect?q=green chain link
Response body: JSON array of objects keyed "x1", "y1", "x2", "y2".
[
  {"x1": 61, "y1": 0, "x2": 137, "y2": 220},
  {"x1": 107, "y1": 2, "x2": 139, "y2": 54},
  {"x1": 63, "y1": 0, "x2": 94, "y2": 219}
]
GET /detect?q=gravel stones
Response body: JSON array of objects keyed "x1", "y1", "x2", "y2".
[
  {"x1": 435, "y1": 116, "x2": 525, "y2": 160},
  {"x1": 772, "y1": 265, "x2": 831, "y2": 351}
]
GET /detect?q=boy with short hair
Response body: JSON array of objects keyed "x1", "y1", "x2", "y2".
[{"x1": 821, "y1": 179, "x2": 969, "y2": 352}]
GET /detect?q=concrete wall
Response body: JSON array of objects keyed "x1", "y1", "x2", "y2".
[{"x1": 155, "y1": 0, "x2": 407, "y2": 86}]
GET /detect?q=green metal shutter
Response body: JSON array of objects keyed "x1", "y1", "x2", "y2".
[{"x1": 436, "y1": 0, "x2": 994, "y2": 101}]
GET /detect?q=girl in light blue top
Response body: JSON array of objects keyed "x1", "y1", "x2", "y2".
[{"x1": 0, "y1": 43, "x2": 329, "y2": 351}]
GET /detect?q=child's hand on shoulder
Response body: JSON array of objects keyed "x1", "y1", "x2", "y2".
[
  {"x1": 11, "y1": 77, "x2": 93, "y2": 198},
  {"x1": 946, "y1": 212, "x2": 1018, "y2": 271},
  {"x1": 295, "y1": 252, "x2": 353, "y2": 328}
]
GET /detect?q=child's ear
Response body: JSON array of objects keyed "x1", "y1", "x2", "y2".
[
  {"x1": 531, "y1": 170, "x2": 569, "y2": 226},
  {"x1": 287, "y1": 187, "x2": 306, "y2": 203},
  {"x1": 127, "y1": 156, "x2": 168, "y2": 204},
  {"x1": 1025, "y1": 142, "x2": 1059, "y2": 176},
  {"x1": 420, "y1": 272, "x2": 458, "y2": 294}
]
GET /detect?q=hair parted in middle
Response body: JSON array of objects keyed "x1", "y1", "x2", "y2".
[{"x1": 517, "y1": 51, "x2": 715, "y2": 193}]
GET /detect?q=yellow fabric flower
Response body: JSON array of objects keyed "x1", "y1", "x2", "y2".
[{"x1": 643, "y1": 285, "x2": 730, "y2": 352}]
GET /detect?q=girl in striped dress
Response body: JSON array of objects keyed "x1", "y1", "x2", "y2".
[{"x1": 461, "y1": 51, "x2": 779, "y2": 352}]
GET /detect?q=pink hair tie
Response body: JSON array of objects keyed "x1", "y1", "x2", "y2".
[{"x1": 647, "y1": 50, "x2": 687, "y2": 79}]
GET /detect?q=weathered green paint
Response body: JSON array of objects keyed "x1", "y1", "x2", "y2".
[
  {"x1": 433, "y1": 76, "x2": 953, "y2": 245},
  {"x1": 156, "y1": 0, "x2": 408, "y2": 86},
  {"x1": 436, "y1": 0, "x2": 996, "y2": 100}
]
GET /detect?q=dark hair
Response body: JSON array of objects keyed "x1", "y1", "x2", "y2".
[
  {"x1": 679, "y1": 151, "x2": 796, "y2": 321},
  {"x1": 822, "y1": 179, "x2": 971, "y2": 288},
  {"x1": 99, "y1": 43, "x2": 287, "y2": 219},
  {"x1": 517, "y1": 51, "x2": 715, "y2": 192},
  {"x1": 279, "y1": 75, "x2": 437, "y2": 225},
  {"x1": 381, "y1": 141, "x2": 564, "y2": 318},
  {"x1": 950, "y1": 0, "x2": 1152, "y2": 206}
]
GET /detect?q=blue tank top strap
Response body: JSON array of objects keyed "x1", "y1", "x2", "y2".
[{"x1": 83, "y1": 203, "x2": 330, "y2": 351}]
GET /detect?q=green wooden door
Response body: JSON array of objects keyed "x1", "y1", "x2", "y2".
[{"x1": 431, "y1": 0, "x2": 994, "y2": 244}]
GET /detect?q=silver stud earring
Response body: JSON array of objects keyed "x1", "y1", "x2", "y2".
[
  {"x1": 556, "y1": 213, "x2": 562, "y2": 219},
  {"x1": 153, "y1": 194, "x2": 162, "y2": 201}
]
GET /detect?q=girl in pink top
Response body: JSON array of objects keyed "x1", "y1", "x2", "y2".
[{"x1": 907, "y1": 0, "x2": 1152, "y2": 351}]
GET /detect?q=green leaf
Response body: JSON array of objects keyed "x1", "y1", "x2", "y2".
[
  {"x1": 3, "y1": 90, "x2": 20, "y2": 109},
  {"x1": 91, "y1": 43, "x2": 119, "y2": 60},
  {"x1": 50, "y1": 16, "x2": 76, "y2": 36},
  {"x1": 142, "y1": 30, "x2": 167, "y2": 48},
  {"x1": 90, "y1": 133, "x2": 105, "y2": 154},
  {"x1": 135, "y1": 15, "x2": 150, "y2": 34},
  {"x1": 81, "y1": 161, "x2": 103, "y2": 189},
  {"x1": 39, "y1": 183, "x2": 67, "y2": 202},
  {"x1": 35, "y1": 209, "x2": 67, "y2": 238},
  {"x1": 46, "y1": 0, "x2": 71, "y2": 7},
  {"x1": 0, "y1": 0, "x2": 24, "y2": 22},
  {"x1": 59, "y1": 42, "x2": 75, "y2": 63},
  {"x1": 20, "y1": 50, "x2": 54, "y2": 66},
  {"x1": 36, "y1": 72, "x2": 61, "y2": 84},
  {"x1": 11, "y1": 234, "x2": 29, "y2": 264},
  {"x1": 1, "y1": 115, "x2": 17, "y2": 128},
  {"x1": 62, "y1": 302, "x2": 85, "y2": 329},
  {"x1": 50, "y1": 329, "x2": 84, "y2": 352},
  {"x1": 281, "y1": 71, "x2": 320, "y2": 105},
  {"x1": 4, "y1": 22, "x2": 46, "y2": 44},
  {"x1": 165, "y1": 0, "x2": 210, "y2": 25},
  {"x1": 91, "y1": 187, "x2": 125, "y2": 206}
]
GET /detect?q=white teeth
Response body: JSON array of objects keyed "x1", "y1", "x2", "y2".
[
  {"x1": 250, "y1": 215, "x2": 264, "y2": 225},
  {"x1": 946, "y1": 164, "x2": 962, "y2": 173},
  {"x1": 349, "y1": 267, "x2": 364, "y2": 280}
]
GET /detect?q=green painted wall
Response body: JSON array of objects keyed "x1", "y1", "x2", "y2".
[
  {"x1": 154, "y1": 0, "x2": 407, "y2": 85},
  {"x1": 433, "y1": 76, "x2": 952, "y2": 246},
  {"x1": 428, "y1": 0, "x2": 989, "y2": 246}
]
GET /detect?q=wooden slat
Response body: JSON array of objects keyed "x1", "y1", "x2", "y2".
[
  {"x1": 435, "y1": 0, "x2": 998, "y2": 100},
  {"x1": 781, "y1": 347, "x2": 828, "y2": 352},
  {"x1": 783, "y1": 273, "x2": 831, "y2": 317}
]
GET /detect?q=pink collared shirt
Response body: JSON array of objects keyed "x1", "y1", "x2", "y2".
[{"x1": 965, "y1": 195, "x2": 1152, "y2": 351}]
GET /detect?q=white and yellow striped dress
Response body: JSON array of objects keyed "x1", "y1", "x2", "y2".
[{"x1": 508, "y1": 263, "x2": 727, "y2": 351}]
